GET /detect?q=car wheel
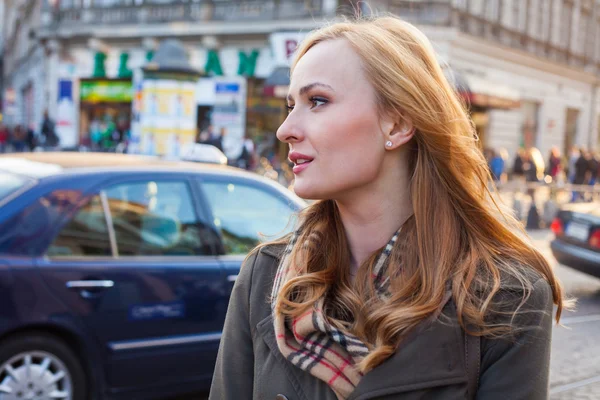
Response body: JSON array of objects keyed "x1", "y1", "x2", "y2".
[{"x1": 0, "y1": 333, "x2": 87, "y2": 400}]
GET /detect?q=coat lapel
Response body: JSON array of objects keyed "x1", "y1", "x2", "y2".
[{"x1": 347, "y1": 297, "x2": 468, "y2": 400}]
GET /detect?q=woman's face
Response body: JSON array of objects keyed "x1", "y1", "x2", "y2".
[{"x1": 277, "y1": 39, "x2": 395, "y2": 200}]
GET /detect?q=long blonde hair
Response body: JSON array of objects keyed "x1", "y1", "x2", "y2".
[{"x1": 272, "y1": 16, "x2": 568, "y2": 372}]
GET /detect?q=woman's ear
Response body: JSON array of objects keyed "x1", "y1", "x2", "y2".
[{"x1": 384, "y1": 116, "x2": 415, "y2": 150}]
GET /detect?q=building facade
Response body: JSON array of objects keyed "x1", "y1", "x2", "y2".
[
  {"x1": 2, "y1": 0, "x2": 600, "y2": 163},
  {"x1": 2, "y1": 0, "x2": 340, "y2": 156},
  {"x1": 369, "y1": 0, "x2": 600, "y2": 163}
]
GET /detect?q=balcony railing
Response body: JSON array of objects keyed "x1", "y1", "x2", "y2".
[
  {"x1": 42, "y1": 0, "x2": 327, "y2": 26},
  {"x1": 365, "y1": 0, "x2": 599, "y2": 72}
]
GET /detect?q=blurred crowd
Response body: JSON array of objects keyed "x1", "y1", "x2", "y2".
[
  {"x1": 485, "y1": 145, "x2": 600, "y2": 201},
  {"x1": 0, "y1": 111, "x2": 60, "y2": 153}
]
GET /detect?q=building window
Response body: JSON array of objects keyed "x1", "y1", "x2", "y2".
[
  {"x1": 596, "y1": 17, "x2": 600, "y2": 62},
  {"x1": 580, "y1": 8, "x2": 594, "y2": 59},
  {"x1": 469, "y1": 0, "x2": 485, "y2": 16},
  {"x1": 452, "y1": 0, "x2": 468, "y2": 11},
  {"x1": 512, "y1": 0, "x2": 525, "y2": 31},
  {"x1": 21, "y1": 83, "x2": 34, "y2": 131},
  {"x1": 521, "y1": 101, "x2": 540, "y2": 149},
  {"x1": 484, "y1": 0, "x2": 499, "y2": 21},
  {"x1": 561, "y1": 1, "x2": 573, "y2": 49},
  {"x1": 536, "y1": 0, "x2": 551, "y2": 41}
]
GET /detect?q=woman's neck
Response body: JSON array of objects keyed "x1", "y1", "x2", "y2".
[{"x1": 336, "y1": 184, "x2": 412, "y2": 277}]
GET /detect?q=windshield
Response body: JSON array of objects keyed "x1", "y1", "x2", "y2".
[{"x1": 0, "y1": 171, "x2": 33, "y2": 202}]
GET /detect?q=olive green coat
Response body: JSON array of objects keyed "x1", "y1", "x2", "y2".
[{"x1": 210, "y1": 244, "x2": 553, "y2": 400}]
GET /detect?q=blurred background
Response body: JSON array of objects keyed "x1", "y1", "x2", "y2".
[
  {"x1": 0, "y1": 0, "x2": 599, "y2": 181},
  {"x1": 1, "y1": 1, "x2": 600, "y2": 400}
]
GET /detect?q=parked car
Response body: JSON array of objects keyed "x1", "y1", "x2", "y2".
[
  {"x1": 550, "y1": 202, "x2": 600, "y2": 278},
  {"x1": 0, "y1": 152, "x2": 306, "y2": 400}
]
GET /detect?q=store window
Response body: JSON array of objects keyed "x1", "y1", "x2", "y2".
[
  {"x1": 79, "y1": 79, "x2": 133, "y2": 150},
  {"x1": 246, "y1": 78, "x2": 290, "y2": 176},
  {"x1": 564, "y1": 108, "x2": 580, "y2": 157},
  {"x1": 520, "y1": 101, "x2": 540, "y2": 149},
  {"x1": 561, "y1": 1, "x2": 574, "y2": 49}
]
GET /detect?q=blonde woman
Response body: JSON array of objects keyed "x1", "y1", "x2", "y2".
[{"x1": 210, "y1": 16, "x2": 567, "y2": 400}]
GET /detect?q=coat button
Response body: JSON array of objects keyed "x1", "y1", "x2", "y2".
[{"x1": 275, "y1": 395, "x2": 289, "y2": 400}]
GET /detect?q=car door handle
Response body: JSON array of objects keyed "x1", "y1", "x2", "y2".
[
  {"x1": 227, "y1": 275, "x2": 238, "y2": 283},
  {"x1": 66, "y1": 280, "x2": 115, "y2": 289}
]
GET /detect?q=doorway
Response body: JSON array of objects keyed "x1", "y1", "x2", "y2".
[{"x1": 564, "y1": 108, "x2": 580, "y2": 156}]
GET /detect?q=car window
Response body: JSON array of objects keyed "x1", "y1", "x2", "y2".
[
  {"x1": 105, "y1": 180, "x2": 216, "y2": 256},
  {"x1": 47, "y1": 195, "x2": 112, "y2": 257},
  {"x1": 201, "y1": 181, "x2": 298, "y2": 255},
  {"x1": 0, "y1": 171, "x2": 32, "y2": 202}
]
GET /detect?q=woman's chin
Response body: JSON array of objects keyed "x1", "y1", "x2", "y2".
[{"x1": 292, "y1": 181, "x2": 324, "y2": 200}]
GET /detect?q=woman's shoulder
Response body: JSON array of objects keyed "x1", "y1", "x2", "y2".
[
  {"x1": 495, "y1": 267, "x2": 552, "y2": 306},
  {"x1": 237, "y1": 241, "x2": 289, "y2": 289},
  {"x1": 483, "y1": 266, "x2": 554, "y2": 335},
  {"x1": 237, "y1": 242, "x2": 289, "y2": 326}
]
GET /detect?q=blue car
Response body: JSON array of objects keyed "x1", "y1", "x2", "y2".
[{"x1": 0, "y1": 152, "x2": 305, "y2": 400}]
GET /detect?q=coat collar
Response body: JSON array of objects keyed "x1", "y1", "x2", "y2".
[{"x1": 257, "y1": 287, "x2": 466, "y2": 400}]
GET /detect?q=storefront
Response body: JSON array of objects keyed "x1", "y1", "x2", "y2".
[
  {"x1": 246, "y1": 78, "x2": 288, "y2": 165},
  {"x1": 78, "y1": 78, "x2": 133, "y2": 149},
  {"x1": 455, "y1": 71, "x2": 521, "y2": 150}
]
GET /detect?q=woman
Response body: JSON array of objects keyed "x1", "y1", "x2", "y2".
[{"x1": 210, "y1": 16, "x2": 567, "y2": 400}]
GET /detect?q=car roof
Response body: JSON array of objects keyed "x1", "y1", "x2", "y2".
[{"x1": 0, "y1": 152, "x2": 240, "y2": 178}]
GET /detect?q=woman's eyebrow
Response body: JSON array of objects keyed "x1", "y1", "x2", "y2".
[{"x1": 287, "y1": 82, "x2": 335, "y2": 102}]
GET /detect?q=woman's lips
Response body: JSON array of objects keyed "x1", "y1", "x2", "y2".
[{"x1": 292, "y1": 160, "x2": 312, "y2": 174}]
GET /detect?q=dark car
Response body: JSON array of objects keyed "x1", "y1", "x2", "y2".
[
  {"x1": 550, "y1": 202, "x2": 600, "y2": 278},
  {"x1": 0, "y1": 152, "x2": 305, "y2": 400}
]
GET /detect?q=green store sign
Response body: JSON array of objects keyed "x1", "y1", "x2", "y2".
[{"x1": 80, "y1": 80, "x2": 133, "y2": 102}]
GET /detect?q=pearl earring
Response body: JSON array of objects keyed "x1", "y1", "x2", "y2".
[{"x1": 385, "y1": 141, "x2": 393, "y2": 148}]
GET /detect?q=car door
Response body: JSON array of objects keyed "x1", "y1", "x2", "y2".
[
  {"x1": 37, "y1": 174, "x2": 227, "y2": 392},
  {"x1": 196, "y1": 175, "x2": 303, "y2": 289}
]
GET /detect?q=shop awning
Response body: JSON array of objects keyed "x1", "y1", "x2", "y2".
[
  {"x1": 443, "y1": 66, "x2": 520, "y2": 109},
  {"x1": 263, "y1": 67, "x2": 291, "y2": 98},
  {"x1": 457, "y1": 74, "x2": 520, "y2": 109},
  {"x1": 265, "y1": 66, "x2": 291, "y2": 86}
]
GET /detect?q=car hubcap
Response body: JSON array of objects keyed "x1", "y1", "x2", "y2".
[{"x1": 0, "y1": 351, "x2": 72, "y2": 400}]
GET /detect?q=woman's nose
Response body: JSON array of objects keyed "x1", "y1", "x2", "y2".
[{"x1": 276, "y1": 115, "x2": 303, "y2": 144}]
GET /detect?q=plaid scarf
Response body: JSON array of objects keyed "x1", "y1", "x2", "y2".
[{"x1": 271, "y1": 225, "x2": 402, "y2": 399}]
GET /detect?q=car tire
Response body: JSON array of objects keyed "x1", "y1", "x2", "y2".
[{"x1": 0, "y1": 333, "x2": 88, "y2": 400}]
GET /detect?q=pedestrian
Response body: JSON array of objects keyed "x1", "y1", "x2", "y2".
[
  {"x1": 210, "y1": 16, "x2": 568, "y2": 400},
  {"x1": 41, "y1": 110, "x2": 59, "y2": 149},
  {"x1": 546, "y1": 146, "x2": 562, "y2": 182},
  {"x1": 585, "y1": 151, "x2": 599, "y2": 201},
  {"x1": 511, "y1": 147, "x2": 526, "y2": 180},
  {"x1": 0, "y1": 123, "x2": 8, "y2": 153},
  {"x1": 489, "y1": 149, "x2": 505, "y2": 183},
  {"x1": 237, "y1": 134, "x2": 255, "y2": 170},
  {"x1": 198, "y1": 124, "x2": 215, "y2": 144},
  {"x1": 572, "y1": 149, "x2": 589, "y2": 202},
  {"x1": 567, "y1": 146, "x2": 580, "y2": 183},
  {"x1": 11, "y1": 125, "x2": 26, "y2": 152},
  {"x1": 214, "y1": 126, "x2": 226, "y2": 153}
]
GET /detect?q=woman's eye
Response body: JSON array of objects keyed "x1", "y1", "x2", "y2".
[
  {"x1": 286, "y1": 105, "x2": 294, "y2": 114},
  {"x1": 310, "y1": 97, "x2": 328, "y2": 108}
]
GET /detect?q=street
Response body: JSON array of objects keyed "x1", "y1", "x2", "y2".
[{"x1": 528, "y1": 230, "x2": 600, "y2": 400}]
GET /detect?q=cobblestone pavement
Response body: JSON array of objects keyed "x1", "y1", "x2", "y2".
[{"x1": 528, "y1": 230, "x2": 600, "y2": 400}]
